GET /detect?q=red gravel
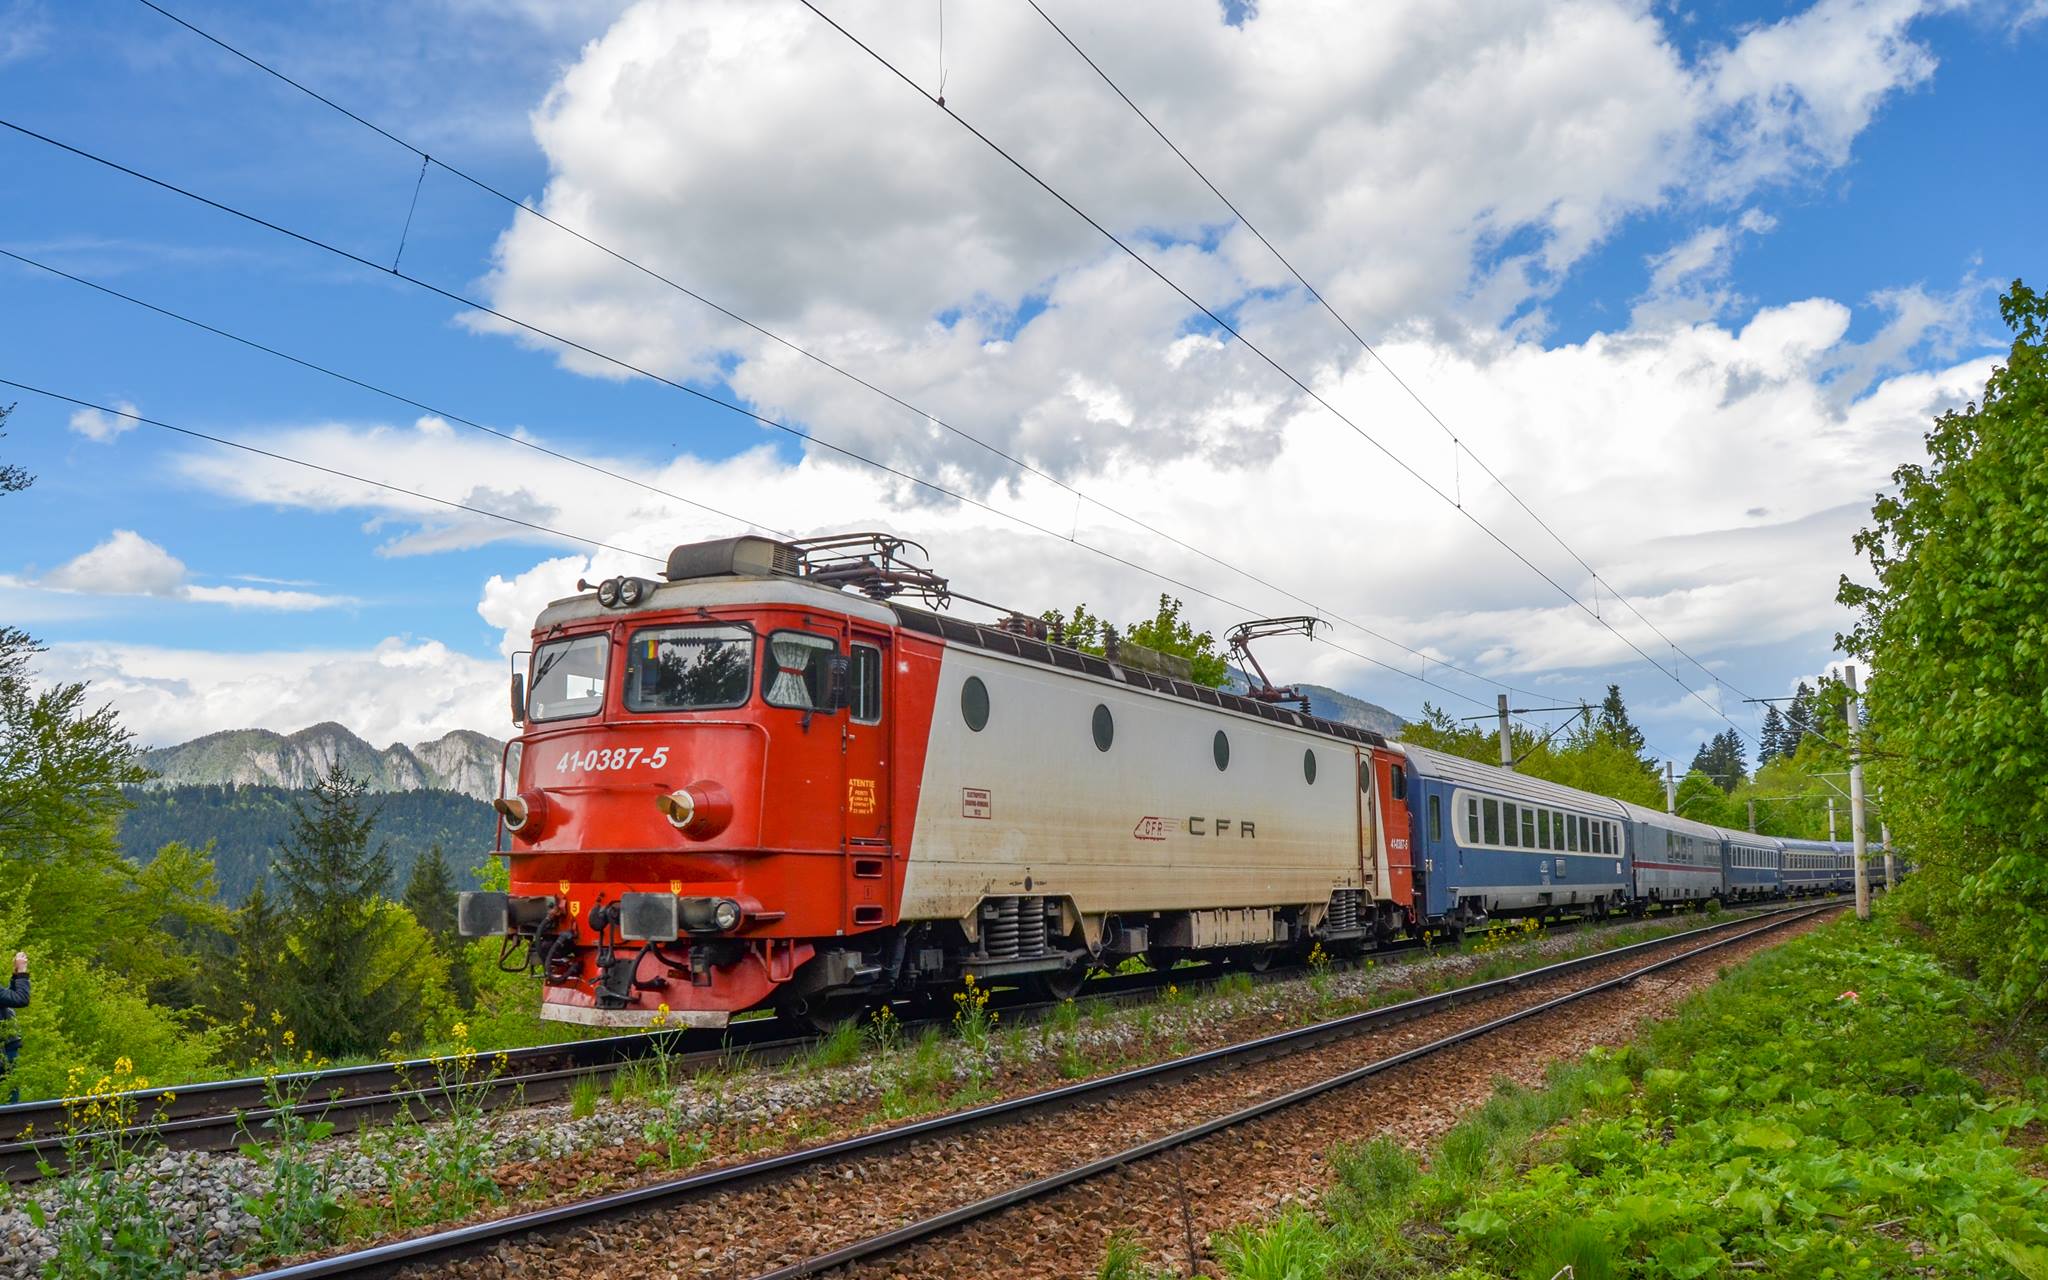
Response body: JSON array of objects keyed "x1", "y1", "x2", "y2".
[{"x1": 402, "y1": 910, "x2": 1834, "y2": 1280}]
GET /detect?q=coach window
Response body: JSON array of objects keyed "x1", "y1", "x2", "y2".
[
  {"x1": 1502, "y1": 802, "x2": 1519, "y2": 847},
  {"x1": 762, "y1": 630, "x2": 835, "y2": 710},
  {"x1": 1521, "y1": 808, "x2": 1537, "y2": 847},
  {"x1": 1428, "y1": 794, "x2": 1442, "y2": 841},
  {"x1": 1578, "y1": 815, "x2": 1590, "y2": 851},
  {"x1": 1537, "y1": 810, "x2": 1551, "y2": 850},
  {"x1": 1466, "y1": 797, "x2": 1480, "y2": 845},
  {"x1": 1483, "y1": 798, "x2": 1500, "y2": 844},
  {"x1": 961, "y1": 676, "x2": 991, "y2": 731},
  {"x1": 626, "y1": 624, "x2": 752, "y2": 713},
  {"x1": 850, "y1": 644, "x2": 883, "y2": 724}
]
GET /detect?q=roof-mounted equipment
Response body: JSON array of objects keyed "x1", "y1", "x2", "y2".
[
  {"x1": 1227, "y1": 616, "x2": 1323, "y2": 711},
  {"x1": 788, "y1": 532, "x2": 952, "y2": 605},
  {"x1": 663, "y1": 535, "x2": 803, "y2": 583}
]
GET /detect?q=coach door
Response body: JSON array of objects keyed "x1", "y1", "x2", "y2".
[{"x1": 841, "y1": 625, "x2": 893, "y2": 930}]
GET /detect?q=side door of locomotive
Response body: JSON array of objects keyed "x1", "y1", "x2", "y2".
[{"x1": 840, "y1": 623, "x2": 894, "y2": 929}]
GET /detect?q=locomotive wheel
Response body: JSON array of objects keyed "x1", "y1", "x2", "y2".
[
  {"x1": 1026, "y1": 963, "x2": 1092, "y2": 1001},
  {"x1": 1243, "y1": 947, "x2": 1279, "y2": 973},
  {"x1": 776, "y1": 993, "x2": 866, "y2": 1037}
]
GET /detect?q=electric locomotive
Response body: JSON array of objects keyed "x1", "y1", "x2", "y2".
[{"x1": 459, "y1": 534, "x2": 1424, "y2": 1028}]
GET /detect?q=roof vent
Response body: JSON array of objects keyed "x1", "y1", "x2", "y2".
[{"x1": 663, "y1": 536, "x2": 802, "y2": 582}]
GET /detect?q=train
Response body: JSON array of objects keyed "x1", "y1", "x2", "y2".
[{"x1": 456, "y1": 533, "x2": 1890, "y2": 1029}]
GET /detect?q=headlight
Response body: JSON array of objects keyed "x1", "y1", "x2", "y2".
[
  {"x1": 712, "y1": 899, "x2": 742, "y2": 931},
  {"x1": 596, "y1": 578, "x2": 621, "y2": 607},
  {"x1": 618, "y1": 576, "x2": 646, "y2": 606}
]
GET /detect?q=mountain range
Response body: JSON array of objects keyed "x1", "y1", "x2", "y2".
[{"x1": 137, "y1": 722, "x2": 504, "y2": 802}]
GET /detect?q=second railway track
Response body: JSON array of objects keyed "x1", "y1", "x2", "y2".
[
  {"x1": 238, "y1": 900, "x2": 1836, "y2": 1280},
  {"x1": 2, "y1": 897, "x2": 1784, "y2": 1182}
]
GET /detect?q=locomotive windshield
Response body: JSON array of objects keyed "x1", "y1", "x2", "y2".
[
  {"x1": 529, "y1": 634, "x2": 608, "y2": 721},
  {"x1": 627, "y1": 624, "x2": 753, "y2": 711}
]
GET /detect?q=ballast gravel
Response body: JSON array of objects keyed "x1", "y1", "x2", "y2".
[
  {"x1": 391, "y1": 911, "x2": 1832, "y2": 1280},
  {"x1": 0, "y1": 908, "x2": 1786, "y2": 1280}
]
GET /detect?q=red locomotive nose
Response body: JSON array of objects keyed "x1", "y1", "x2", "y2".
[
  {"x1": 655, "y1": 781, "x2": 734, "y2": 840},
  {"x1": 493, "y1": 790, "x2": 553, "y2": 839}
]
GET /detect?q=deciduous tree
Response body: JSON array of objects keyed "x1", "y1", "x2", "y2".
[{"x1": 1839, "y1": 278, "x2": 2048, "y2": 1014}]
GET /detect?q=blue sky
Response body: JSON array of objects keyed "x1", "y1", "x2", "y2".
[{"x1": 1, "y1": 0, "x2": 2040, "y2": 760}]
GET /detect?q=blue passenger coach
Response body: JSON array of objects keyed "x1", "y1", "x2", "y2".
[
  {"x1": 1398, "y1": 744, "x2": 1631, "y2": 925},
  {"x1": 1723, "y1": 833, "x2": 1783, "y2": 901}
]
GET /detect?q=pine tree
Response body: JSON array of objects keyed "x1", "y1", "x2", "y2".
[
  {"x1": 1758, "y1": 703, "x2": 1787, "y2": 763},
  {"x1": 1782, "y1": 681, "x2": 1816, "y2": 757},
  {"x1": 402, "y1": 844, "x2": 457, "y2": 940},
  {"x1": 273, "y1": 763, "x2": 418, "y2": 1057},
  {"x1": 1592, "y1": 684, "x2": 1655, "y2": 769}
]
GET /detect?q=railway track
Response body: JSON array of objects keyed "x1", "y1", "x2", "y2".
[
  {"x1": 232, "y1": 900, "x2": 1833, "y2": 1279},
  {"x1": 0, "y1": 897, "x2": 1818, "y2": 1183}
]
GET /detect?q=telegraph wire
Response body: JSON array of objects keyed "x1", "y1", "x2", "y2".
[
  {"x1": 0, "y1": 246, "x2": 791, "y2": 540},
  {"x1": 1022, "y1": 0, "x2": 1761, "y2": 714},
  {"x1": 797, "y1": 0, "x2": 1757, "y2": 747},
  {"x1": 125, "y1": 0, "x2": 1555, "y2": 711},
  {"x1": 0, "y1": 122, "x2": 1541, "y2": 719},
  {"x1": 0, "y1": 378, "x2": 667, "y2": 565}
]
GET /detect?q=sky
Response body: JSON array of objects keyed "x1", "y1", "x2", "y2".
[{"x1": 1, "y1": 0, "x2": 2042, "y2": 767}]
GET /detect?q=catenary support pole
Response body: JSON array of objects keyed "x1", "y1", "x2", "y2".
[
  {"x1": 1664, "y1": 761, "x2": 1676, "y2": 814},
  {"x1": 1846, "y1": 665, "x2": 1871, "y2": 920},
  {"x1": 1828, "y1": 797, "x2": 1837, "y2": 842},
  {"x1": 1880, "y1": 786, "x2": 1895, "y2": 885},
  {"x1": 1747, "y1": 797, "x2": 1756, "y2": 832},
  {"x1": 1497, "y1": 694, "x2": 1514, "y2": 770}
]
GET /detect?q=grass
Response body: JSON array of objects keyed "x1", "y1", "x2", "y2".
[
  {"x1": 567, "y1": 1073, "x2": 599, "y2": 1119},
  {"x1": 1211, "y1": 911, "x2": 2048, "y2": 1279}
]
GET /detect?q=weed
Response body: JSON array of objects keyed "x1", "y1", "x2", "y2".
[
  {"x1": 805, "y1": 1019, "x2": 864, "y2": 1071},
  {"x1": 1214, "y1": 1209, "x2": 1335, "y2": 1280},
  {"x1": 1047, "y1": 997, "x2": 1082, "y2": 1036},
  {"x1": 1098, "y1": 1229, "x2": 1175, "y2": 1280},
  {"x1": 568, "y1": 1073, "x2": 599, "y2": 1119},
  {"x1": 863, "y1": 1003, "x2": 901, "y2": 1054},
  {"x1": 636, "y1": 1100, "x2": 711, "y2": 1171},
  {"x1": 951, "y1": 973, "x2": 998, "y2": 1048},
  {"x1": 234, "y1": 1072, "x2": 343, "y2": 1262},
  {"x1": 30, "y1": 1058, "x2": 183, "y2": 1279}
]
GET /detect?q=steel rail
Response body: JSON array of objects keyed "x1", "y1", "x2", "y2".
[
  {"x1": 234, "y1": 901, "x2": 1832, "y2": 1279},
  {"x1": 755, "y1": 901, "x2": 1833, "y2": 1279},
  {"x1": 3, "y1": 894, "x2": 1781, "y2": 1180}
]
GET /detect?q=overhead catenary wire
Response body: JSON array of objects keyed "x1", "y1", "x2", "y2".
[
  {"x1": 123, "y1": 0, "x2": 1560, "y2": 714},
  {"x1": 0, "y1": 121, "x2": 1538, "y2": 720},
  {"x1": 1022, "y1": 0, "x2": 1761, "y2": 716},
  {"x1": 0, "y1": 378, "x2": 667, "y2": 565},
  {"x1": 0, "y1": 246, "x2": 792, "y2": 541},
  {"x1": 797, "y1": 0, "x2": 1759, "y2": 748}
]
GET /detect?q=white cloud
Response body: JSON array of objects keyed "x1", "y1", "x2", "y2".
[
  {"x1": 39, "y1": 638, "x2": 505, "y2": 748},
  {"x1": 67, "y1": 400, "x2": 140, "y2": 443},
  {"x1": 34, "y1": 531, "x2": 352, "y2": 611},
  {"x1": 154, "y1": 296, "x2": 1997, "y2": 742},
  {"x1": 458, "y1": 0, "x2": 1953, "y2": 489}
]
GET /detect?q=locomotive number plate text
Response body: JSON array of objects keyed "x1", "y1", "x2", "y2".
[{"x1": 555, "y1": 746, "x2": 671, "y2": 773}]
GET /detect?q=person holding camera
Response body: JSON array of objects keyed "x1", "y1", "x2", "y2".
[{"x1": 0, "y1": 951, "x2": 27, "y2": 1105}]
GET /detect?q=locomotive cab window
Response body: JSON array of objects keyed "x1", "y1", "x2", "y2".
[
  {"x1": 762, "y1": 630, "x2": 836, "y2": 710},
  {"x1": 627, "y1": 624, "x2": 753, "y2": 712},
  {"x1": 850, "y1": 644, "x2": 883, "y2": 723},
  {"x1": 529, "y1": 633, "x2": 609, "y2": 721}
]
